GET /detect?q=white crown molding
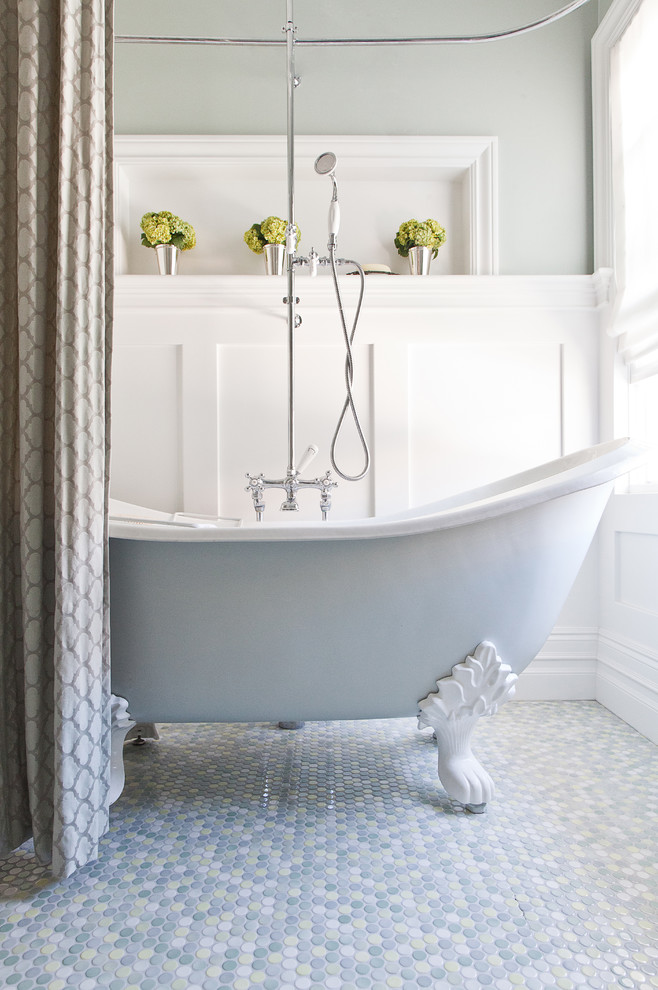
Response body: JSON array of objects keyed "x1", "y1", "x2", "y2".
[{"x1": 114, "y1": 133, "x2": 497, "y2": 168}]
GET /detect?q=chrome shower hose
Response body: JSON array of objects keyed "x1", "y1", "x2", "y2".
[{"x1": 328, "y1": 247, "x2": 371, "y2": 482}]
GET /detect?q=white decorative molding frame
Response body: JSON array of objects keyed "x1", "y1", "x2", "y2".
[
  {"x1": 418, "y1": 642, "x2": 517, "y2": 812},
  {"x1": 114, "y1": 134, "x2": 498, "y2": 277}
]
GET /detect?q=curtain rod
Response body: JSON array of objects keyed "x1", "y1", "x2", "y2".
[{"x1": 115, "y1": 0, "x2": 591, "y2": 48}]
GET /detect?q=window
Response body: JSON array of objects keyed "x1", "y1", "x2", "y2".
[{"x1": 594, "y1": 0, "x2": 658, "y2": 487}]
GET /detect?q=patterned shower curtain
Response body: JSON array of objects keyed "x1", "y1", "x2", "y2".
[{"x1": 0, "y1": 0, "x2": 114, "y2": 878}]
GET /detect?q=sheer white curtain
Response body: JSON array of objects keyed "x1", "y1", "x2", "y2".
[
  {"x1": 0, "y1": 0, "x2": 114, "y2": 878},
  {"x1": 609, "y1": 0, "x2": 658, "y2": 382}
]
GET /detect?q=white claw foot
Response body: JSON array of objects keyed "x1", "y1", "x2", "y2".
[
  {"x1": 418, "y1": 642, "x2": 517, "y2": 809},
  {"x1": 434, "y1": 717, "x2": 496, "y2": 806},
  {"x1": 110, "y1": 695, "x2": 135, "y2": 805}
]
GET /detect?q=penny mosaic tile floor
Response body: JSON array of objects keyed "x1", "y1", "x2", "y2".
[{"x1": 1, "y1": 701, "x2": 657, "y2": 989}]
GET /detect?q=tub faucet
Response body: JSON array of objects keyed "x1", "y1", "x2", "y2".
[{"x1": 245, "y1": 468, "x2": 337, "y2": 521}]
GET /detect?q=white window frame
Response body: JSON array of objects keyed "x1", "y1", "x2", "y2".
[
  {"x1": 592, "y1": 0, "x2": 644, "y2": 274},
  {"x1": 592, "y1": 0, "x2": 658, "y2": 490}
]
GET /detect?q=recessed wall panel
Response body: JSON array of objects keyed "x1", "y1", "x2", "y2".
[
  {"x1": 217, "y1": 343, "x2": 373, "y2": 521},
  {"x1": 110, "y1": 344, "x2": 182, "y2": 512},
  {"x1": 408, "y1": 342, "x2": 563, "y2": 504},
  {"x1": 615, "y1": 531, "x2": 658, "y2": 615}
]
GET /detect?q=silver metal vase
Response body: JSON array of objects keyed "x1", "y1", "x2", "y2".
[
  {"x1": 155, "y1": 243, "x2": 180, "y2": 275},
  {"x1": 264, "y1": 243, "x2": 286, "y2": 275},
  {"x1": 408, "y1": 245, "x2": 433, "y2": 275}
]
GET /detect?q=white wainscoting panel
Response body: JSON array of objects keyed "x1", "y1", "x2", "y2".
[
  {"x1": 597, "y1": 492, "x2": 658, "y2": 741},
  {"x1": 217, "y1": 343, "x2": 373, "y2": 521},
  {"x1": 408, "y1": 342, "x2": 563, "y2": 504},
  {"x1": 112, "y1": 275, "x2": 603, "y2": 526},
  {"x1": 111, "y1": 343, "x2": 183, "y2": 512},
  {"x1": 600, "y1": 493, "x2": 658, "y2": 649},
  {"x1": 615, "y1": 531, "x2": 658, "y2": 615},
  {"x1": 181, "y1": 342, "x2": 221, "y2": 518}
]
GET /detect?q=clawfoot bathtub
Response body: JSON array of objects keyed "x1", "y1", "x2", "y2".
[{"x1": 109, "y1": 439, "x2": 643, "y2": 811}]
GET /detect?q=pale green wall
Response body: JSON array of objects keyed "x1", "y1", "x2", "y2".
[
  {"x1": 115, "y1": 0, "x2": 601, "y2": 274},
  {"x1": 597, "y1": 0, "x2": 616, "y2": 19}
]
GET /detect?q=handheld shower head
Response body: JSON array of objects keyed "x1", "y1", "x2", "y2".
[
  {"x1": 314, "y1": 151, "x2": 338, "y2": 203},
  {"x1": 314, "y1": 151, "x2": 340, "y2": 246},
  {"x1": 314, "y1": 151, "x2": 337, "y2": 177}
]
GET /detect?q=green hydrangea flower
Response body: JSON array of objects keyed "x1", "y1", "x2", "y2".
[
  {"x1": 140, "y1": 211, "x2": 196, "y2": 251},
  {"x1": 244, "y1": 223, "x2": 266, "y2": 254},
  {"x1": 394, "y1": 218, "x2": 446, "y2": 258},
  {"x1": 244, "y1": 216, "x2": 301, "y2": 254},
  {"x1": 260, "y1": 216, "x2": 288, "y2": 244}
]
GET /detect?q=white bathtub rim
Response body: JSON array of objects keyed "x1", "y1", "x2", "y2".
[{"x1": 109, "y1": 438, "x2": 646, "y2": 543}]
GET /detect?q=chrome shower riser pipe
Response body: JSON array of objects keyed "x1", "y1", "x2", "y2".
[
  {"x1": 245, "y1": 0, "x2": 340, "y2": 520},
  {"x1": 285, "y1": 0, "x2": 296, "y2": 476}
]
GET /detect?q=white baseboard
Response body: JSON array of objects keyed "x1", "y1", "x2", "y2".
[
  {"x1": 597, "y1": 631, "x2": 658, "y2": 744},
  {"x1": 512, "y1": 626, "x2": 658, "y2": 744},
  {"x1": 514, "y1": 628, "x2": 598, "y2": 701}
]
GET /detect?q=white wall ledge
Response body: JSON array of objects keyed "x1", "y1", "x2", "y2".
[{"x1": 115, "y1": 271, "x2": 612, "y2": 310}]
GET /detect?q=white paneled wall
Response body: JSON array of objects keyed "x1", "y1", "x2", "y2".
[
  {"x1": 598, "y1": 494, "x2": 658, "y2": 743},
  {"x1": 407, "y1": 341, "x2": 563, "y2": 503},
  {"x1": 112, "y1": 274, "x2": 605, "y2": 525}
]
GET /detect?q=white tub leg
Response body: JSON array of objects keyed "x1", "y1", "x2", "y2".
[
  {"x1": 418, "y1": 642, "x2": 517, "y2": 812},
  {"x1": 126, "y1": 722, "x2": 160, "y2": 746},
  {"x1": 110, "y1": 695, "x2": 135, "y2": 805}
]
